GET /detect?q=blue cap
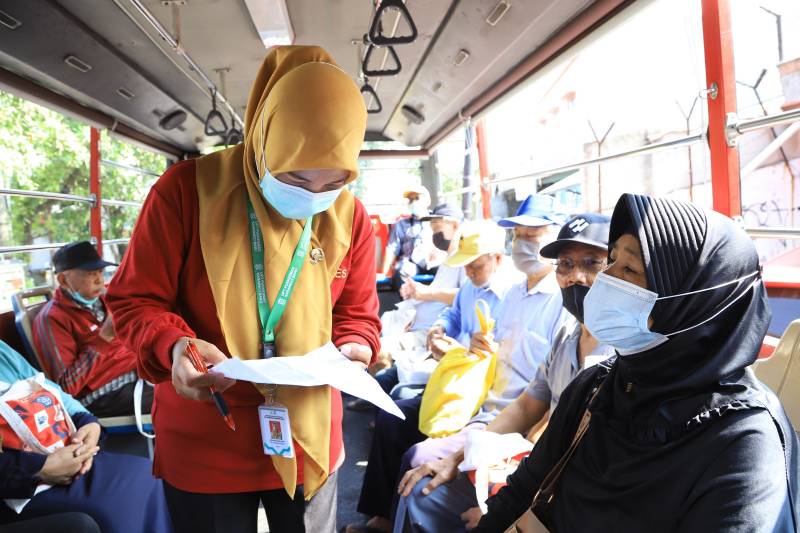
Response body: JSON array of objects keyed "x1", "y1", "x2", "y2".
[
  {"x1": 421, "y1": 203, "x2": 463, "y2": 222},
  {"x1": 498, "y1": 194, "x2": 562, "y2": 228}
]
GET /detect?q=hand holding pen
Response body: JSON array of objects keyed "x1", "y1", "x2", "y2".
[
  {"x1": 170, "y1": 337, "x2": 237, "y2": 429},
  {"x1": 186, "y1": 340, "x2": 237, "y2": 431}
]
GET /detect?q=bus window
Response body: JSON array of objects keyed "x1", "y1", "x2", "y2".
[{"x1": 0, "y1": 90, "x2": 166, "y2": 311}]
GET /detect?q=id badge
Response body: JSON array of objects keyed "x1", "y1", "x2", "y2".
[{"x1": 258, "y1": 404, "x2": 294, "y2": 458}]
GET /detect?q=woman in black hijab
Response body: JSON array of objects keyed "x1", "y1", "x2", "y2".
[{"x1": 475, "y1": 193, "x2": 798, "y2": 532}]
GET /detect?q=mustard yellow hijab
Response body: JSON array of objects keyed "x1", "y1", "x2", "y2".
[{"x1": 194, "y1": 45, "x2": 367, "y2": 498}]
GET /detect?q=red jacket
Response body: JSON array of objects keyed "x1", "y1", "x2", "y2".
[
  {"x1": 32, "y1": 288, "x2": 137, "y2": 399},
  {"x1": 105, "y1": 160, "x2": 381, "y2": 493}
]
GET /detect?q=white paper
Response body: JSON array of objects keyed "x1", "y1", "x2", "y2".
[
  {"x1": 212, "y1": 343, "x2": 405, "y2": 419},
  {"x1": 5, "y1": 484, "x2": 51, "y2": 513}
]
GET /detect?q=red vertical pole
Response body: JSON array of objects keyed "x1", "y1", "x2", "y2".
[
  {"x1": 89, "y1": 127, "x2": 103, "y2": 252},
  {"x1": 701, "y1": 0, "x2": 741, "y2": 217},
  {"x1": 475, "y1": 120, "x2": 492, "y2": 219}
]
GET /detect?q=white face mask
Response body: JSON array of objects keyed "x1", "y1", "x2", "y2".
[{"x1": 584, "y1": 271, "x2": 760, "y2": 356}]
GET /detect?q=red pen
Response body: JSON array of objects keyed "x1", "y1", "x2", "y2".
[{"x1": 186, "y1": 340, "x2": 236, "y2": 432}]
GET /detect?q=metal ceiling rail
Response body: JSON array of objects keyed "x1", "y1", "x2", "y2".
[
  {"x1": 0, "y1": 188, "x2": 93, "y2": 205},
  {"x1": 744, "y1": 226, "x2": 800, "y2": 240},
  {"x1": 0, "y1": 242, "x2": 70, "y2": 254},
  {"x1": 116, "y1": 0, "x2": 244, "y2": 129},
  {"x1": 727, "y1": 107, "x2": 800, "y2": 146},
  {"x1": 489, "y1": 132, "x2": 706, "y2": 185},
  {"x1": 100, "y1": 159, "x2": 161, "y2": 178}
]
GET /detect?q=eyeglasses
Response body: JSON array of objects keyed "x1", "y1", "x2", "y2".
[{"x1": 553, "y1": 258, "x2": 606, "y2": 275}]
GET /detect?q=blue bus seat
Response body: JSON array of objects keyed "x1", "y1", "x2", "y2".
[{"x1": 11, "y1": 286, "x2": 51, "y2": 370}]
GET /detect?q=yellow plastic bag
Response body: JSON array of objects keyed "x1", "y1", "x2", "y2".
[{"x1": 418, "y1": 300, "x2": 497, "y2": 438}]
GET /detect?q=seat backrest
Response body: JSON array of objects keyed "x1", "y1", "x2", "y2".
[
  {"x1": 754, "y1": 319, "x2": 800, "y2": 432},
  {"x1": 10, "y1": 287, "x2": 53, "y2": 371}
]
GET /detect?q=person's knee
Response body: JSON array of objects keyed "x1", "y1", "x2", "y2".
[{"x1": 60, "y1": 512, "x2": 102, "y2": 533}]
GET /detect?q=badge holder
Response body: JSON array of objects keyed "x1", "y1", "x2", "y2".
[{"x1": 258, "y1": 384, "x2": 294, "y2": 458}]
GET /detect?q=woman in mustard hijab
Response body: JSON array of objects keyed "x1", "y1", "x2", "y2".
[{"x1": 106, "y1": 46, "x2": 381, "y2": 532}]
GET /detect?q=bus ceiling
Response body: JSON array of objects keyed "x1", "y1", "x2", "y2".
[{"x1": 0, "y1": 0, "x2": 631, "y2": 158}]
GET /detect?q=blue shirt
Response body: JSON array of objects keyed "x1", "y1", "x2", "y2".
[
  {"x1": 388, "y1": 216, "x2": 428, "y2": 267},
  {"x1": 434, "y1": 273, "x2": 513, "y2": 346},
  {"x1": 475, "y1": 274, "x2": 569, "y2": 420},
  {"x1": 526, "y1": 320, "x2": 614, "y2": 412},
  {"x1": 411, "y1": 264, "x2": 468, "y2": 332}
]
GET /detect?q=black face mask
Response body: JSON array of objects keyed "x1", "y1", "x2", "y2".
[
  {"x1": 432, "y1": 231, "x2": 451, "y2": 251},
  {"x1": 560, "y1": 284, "x2": 590, "y2": 323}
]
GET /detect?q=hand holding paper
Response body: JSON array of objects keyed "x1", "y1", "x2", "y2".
[{"x1": 211, "y1": 343, "x2": 405, "y2": 419}]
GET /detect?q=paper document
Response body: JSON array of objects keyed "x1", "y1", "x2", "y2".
[
  {"x1": 212, "y1": 343, "x2": 405, "y2": 419},
  {"x1": 5, "y1": 483, "x2": 51, "y2": 513}
]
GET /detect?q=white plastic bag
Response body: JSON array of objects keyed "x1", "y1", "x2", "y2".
[{"x1": 460, "y1": 430, "x2": 534, "y2": 513}]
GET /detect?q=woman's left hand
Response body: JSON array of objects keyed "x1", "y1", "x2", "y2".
[
  {"x1": 339, "y1": 343, "x2": 372, "y2": 369},
  {"x1": 70, "y1": 422, "x2": 101, "y2": 476}
]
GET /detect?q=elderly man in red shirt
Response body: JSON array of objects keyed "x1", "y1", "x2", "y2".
[{"x1": 32, "y1": 241, "x2": 152, "y2": 417}]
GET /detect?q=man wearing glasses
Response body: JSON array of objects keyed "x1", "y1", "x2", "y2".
[{"x1": 394, "y1": 212, "x2": 616, "y2": 532}]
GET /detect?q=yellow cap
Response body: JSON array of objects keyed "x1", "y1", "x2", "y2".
[{"x1": 444, "y1": 220, "x2": 507, "y2": 267}]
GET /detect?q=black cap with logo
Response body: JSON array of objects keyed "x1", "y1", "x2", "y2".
[
  {"x1": 53, "y1": 241, "x2": 117, "y2": 273},
  {"x1": 540, "y1": 213, "x2": 611, "y2": 259}
]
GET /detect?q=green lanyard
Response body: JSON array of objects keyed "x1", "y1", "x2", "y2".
[{"x1": 247, "y1": 199, "x2": 313, "y2": 354}]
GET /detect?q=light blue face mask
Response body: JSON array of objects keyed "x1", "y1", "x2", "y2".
[
  {"x1": 409, "y1": 200, "x2": 427, "y2": 218},
  {"x1": 68, "y1": 288, "x2": 99, "y2": 307},
  {"x1": 584, "y1": 270, "x2": 760, "y2": 356},
  {"x1": 259, "y1": 169, "x2": 342, "y2": 220}
]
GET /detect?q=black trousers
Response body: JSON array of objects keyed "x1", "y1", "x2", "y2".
[
  {"x1": 0, "y1": 512, "x2": 100, "y2": 533},
  {"x1": 164, "y1": 470, "x2": 338, "y2": 533},
  {"x1": 356, "y1": 396, "x2": 425, "y2": 519},
  {"x1": 84, "y1": 381, "x2": 153, "y2": 418}
]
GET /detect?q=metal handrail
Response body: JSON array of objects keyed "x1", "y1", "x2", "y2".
[
  {"x1": 0, "y1": 242, "x2": 69, "y2": 254},
  {"x1": 104, "y1": 238, "x2": 131, "y2": 245},
  {"x1": 1, "y1": 188, "x2": 142, "y2": 209},
  {"x1": 0, "y1": 238, "x2": 131, "y2": 255},
  {"x1": 0, "y1": 188, "x2": 93, "y2": 205},
  {"x1": 101, "y1": 159, "x2": 160, "y2": 177},
  {"x1": 103, "y1": 199, "x2": 143, "y2": 208},
  {"x1": 490, "y1": 132, "x2": 706, "y2": 185},
  {"x1": 744, "y1": 226, "x2": 800, "y2": 240},
  {"x1": 732, "y1": 108, "x2": 800, "y2": 137},
  {"x1": 440, "y1": 185, "x2": 481, "y2": 198}
]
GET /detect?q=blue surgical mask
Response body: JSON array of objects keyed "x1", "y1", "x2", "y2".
[
  {"x1": 259, "y1": 169, "x2": 342, "y2": 220},
  {"x1": 585, "y1": 271, "x2": 760, "y2": 356},
  {"x1": 512, "y1": 239, "x2": 549, "y2": 276},
  {"x1": 68, "y1": 288, "x2": 99, "y2": 307}
]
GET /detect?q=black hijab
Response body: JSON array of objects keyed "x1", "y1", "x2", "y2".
[{"x1": 599, "y1": 193, "x2": 771, "y2": 434}]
